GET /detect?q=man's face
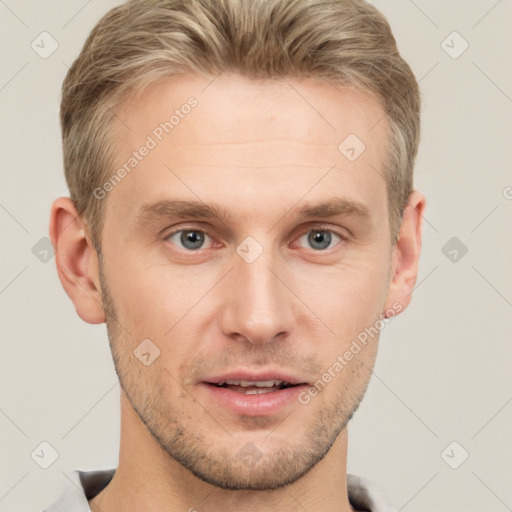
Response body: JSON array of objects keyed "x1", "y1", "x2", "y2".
[{"x1": 99, "y1": 73, "x2": 396, "y2": 490}]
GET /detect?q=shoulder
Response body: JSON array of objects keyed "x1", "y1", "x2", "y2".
[
  {"x1": 347, "y1": 473, "x2": 397, "y2": 512},
  {"x1": 43, "y1": 467, "x2": 116, "y2": 512}
]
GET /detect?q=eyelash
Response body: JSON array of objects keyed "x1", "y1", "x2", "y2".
[{"x1": 164, "y1": 225, "x2": 348, "y2": 252}]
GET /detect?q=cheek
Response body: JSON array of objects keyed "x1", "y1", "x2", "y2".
[
  {"x1": 106, "y1": 248, "x2": 219, "y2": 351},
  {"x1": 295, "y1": 257, "x2": 390, "y2": 337},
  {"x1": 104, "y1": 255, "x2": 178, "y2": 336}
]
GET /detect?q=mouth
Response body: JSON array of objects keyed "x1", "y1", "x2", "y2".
[
  {"x1": 201, "y1": 371, "x2": 309, "y2": 416},
  {"x1": 208, "y1": 380, "x2": 300, "y2": 394}
]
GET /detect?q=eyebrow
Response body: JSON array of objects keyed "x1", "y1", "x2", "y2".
[
  {"x1": 297, "y1": 198, "x2": 370, "y2": 220},
  {"x1": 138, "y1": 199, "x2": 232, "y2": 224},
  {"x1": 137, "y1": 197, "x2": 371, "y2": 225}
]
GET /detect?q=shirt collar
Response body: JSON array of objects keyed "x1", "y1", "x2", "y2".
[{"x1": 45, "y1": 468, "x2": 396, "y2": 512}]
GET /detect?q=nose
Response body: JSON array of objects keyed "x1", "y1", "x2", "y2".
[{"x1": 218, "y1": 246, "x2": 296, "y2": 345}]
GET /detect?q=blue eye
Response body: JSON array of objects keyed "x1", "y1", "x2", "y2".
[
  {"x1": 298, "y1": 229, "x2": 342, "y2": 250},
  {"x1": 165, "y1": 227, "x2": 343, "y2": 253},
  {"x1": 166, "y1": 229, "x2": 212, "y2": 250}
]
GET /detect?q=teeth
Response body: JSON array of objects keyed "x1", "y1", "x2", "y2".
[
  {"x1": 243, "y1": 388, "x2": 277, "y2": 394},
  {"x1": 217, "y1": 380, "x2": 288, "y2": 388},
  {"x1": 243, "y1": 380, "x2": 279, "y2": 388}
]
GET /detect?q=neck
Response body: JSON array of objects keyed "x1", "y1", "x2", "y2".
[{"x1": 89, "y1": 391, "x2": 356, "y2": 512}]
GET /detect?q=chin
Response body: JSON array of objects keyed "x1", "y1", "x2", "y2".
[{"x1": 181, "y1": 446, "x2": 328, "y2": 491}]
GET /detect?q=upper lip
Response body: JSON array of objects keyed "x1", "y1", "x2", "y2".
[{"x1": 203, "y1": 370, "x2": 307, "y2": 386}]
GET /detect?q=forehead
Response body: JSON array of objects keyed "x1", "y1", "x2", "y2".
[
  {"x1": 115, "y1": 73, "x2": 387, "y2": 151},
  {"x1": 105, "y1": 73, "x2": 389, "y2": 227}
]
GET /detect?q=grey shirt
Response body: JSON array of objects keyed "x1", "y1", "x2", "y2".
[{"x1": 44, "y1": 468, "x2": 397, "y2": 512}]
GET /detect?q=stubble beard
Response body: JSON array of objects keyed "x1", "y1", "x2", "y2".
[{"x1": 98, "y1": 258, "x2": 375, "y2": 491}]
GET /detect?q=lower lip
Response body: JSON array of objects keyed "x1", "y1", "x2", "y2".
[{"x1": 201, "y1": 383, "x2": 308, "y2": 416}]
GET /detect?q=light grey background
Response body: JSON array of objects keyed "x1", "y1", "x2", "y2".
[{"x1": 1, "y1": 1, "x2": 511, "y2": 511}]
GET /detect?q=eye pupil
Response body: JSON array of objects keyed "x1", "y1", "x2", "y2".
[
  {"x1": 308, "y1": 230, "x2": 331, "y2": 250},
  {"x1": 181, "y1": 230, "x2": 204, "y2": 250}
]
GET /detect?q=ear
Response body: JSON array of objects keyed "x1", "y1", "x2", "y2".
[
  {"x1": 49, "y1": 197, "x2": 105, "y2": 324},
  {"x1": 383, "y1": 190, "x2": 426, "y2": 316}
]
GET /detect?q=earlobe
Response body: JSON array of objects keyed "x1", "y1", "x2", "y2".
[
  {"x1": 384, "y1": 190, "x2": 426, "y2": 316},
  {"x1": 49, "y1": 197, "x2": 106, "y2": 324}
]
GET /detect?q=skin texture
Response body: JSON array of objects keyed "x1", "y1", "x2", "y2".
[{"x1": 50, "y1": 73, "x2": 425, "y2": 512}]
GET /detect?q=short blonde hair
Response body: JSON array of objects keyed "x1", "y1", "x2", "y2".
[{"x1": 61, "y1": 0, "x2": 420, "y2": 248}]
